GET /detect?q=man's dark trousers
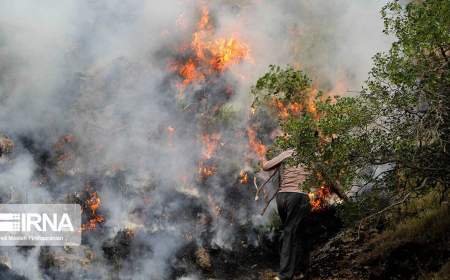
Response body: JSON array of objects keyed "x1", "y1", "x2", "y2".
[{"x1": 276, "y1": 192, "x2": 311, "y2": 280}]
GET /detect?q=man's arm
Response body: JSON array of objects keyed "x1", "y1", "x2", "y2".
[{"x1": 261, "y1": 149, "x2": 294, "y2": 171}]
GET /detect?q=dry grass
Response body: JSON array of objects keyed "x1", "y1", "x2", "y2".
[
  {"x1": 421, "y1": 261, "x2": 450, "y2": 280},
  {"x1": 368, "y1": 189, "x2": 449, "y2": 259}
]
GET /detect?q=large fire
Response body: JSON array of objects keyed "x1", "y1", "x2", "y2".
[
  {"x1": 207, "y1": 37, "x2": 250, "y2": 72},
  {"x1": 170, "y1": 5, "x2": 250, "y2": 93},
  {"x1": 0, "y1": 1, "x2": 363, "y2": 278},
  {"x1": 170, "y1": 4, "x2": 338, "y2": 209},
  {"x1": 170, "y1": 5, "x2": 251, "y2": 181}
]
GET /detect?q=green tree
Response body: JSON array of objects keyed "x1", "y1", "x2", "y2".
[
  {"x1": 251, "y1": 0, "x2": 450, "y2": 212},
  {"x1": 363, "y1": 0, "x2": 450, "y2": 196},
  {"x1": 251, "y1": 65, "x2": 373, "y2": 199}
]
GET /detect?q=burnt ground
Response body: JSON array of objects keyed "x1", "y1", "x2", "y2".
[
  {"x1": 169, "y1": 205, "x2": 450, "y2": 280},
  {"x1": 168, "y1": 207, "x2": 344, "y2": 280},
  {"x1": 2, "y1": 204, "x2": 447, "y2": 279}
]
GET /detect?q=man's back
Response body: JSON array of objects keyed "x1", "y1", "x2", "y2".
[
  {"x1": 262, "y1": 149, "x2": 310, "y2": 193},
  {"x1": 279, "y1": 165, "x2": 309, "y2": 193}
]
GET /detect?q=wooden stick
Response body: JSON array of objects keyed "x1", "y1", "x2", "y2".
[{"x1": 254, "y1": 169, "x2": 278, "y2": 201}]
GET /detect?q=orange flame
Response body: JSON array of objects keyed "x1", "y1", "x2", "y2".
[
  {"x1": 268, "y1": 86, "x2": 322, "y2": 120},
  {"x1": 247, "y1": 127, "x2": 267, "y2": 161},
  {"x1": 208, "y1": 37, "x2": 249, "y2": 72},
  {"x1": 270, "y1": 98, "x2": 304, "y2": 120},
  {"x1": 197, "y1": 132, "x2": 221, "y2": 179},
  {"x1": 87, "y1": 191, "x2": 101, "y2": 214},
  {"x1": 239, "y1": 170, "x2": 249, "y2": 184},
  {"x1": 198, "y1": 161, "x2": 216, "y2": 178},
  {"x1": 271, "y1": 97, "x2": 303, "y2": 119},
  {"x1": 289, "y1": 102, "x2": 302, "y2": 114},
  {"x1": 197, "y1": 6, "x2": 210, "y2": 30},
  {"x1": 171, "y1": 5, "x2": 250, "y2": 92},
  {"x1": 273, "y1": 98, "x2": 289, "y2": 119},
  {"x1": 82, "y1": 191, "x2": 105, "y2": 231},
  {"x1": 179, "y1": 58, "x2": 205, "y2": 86},
  {"x1": 201, "y1": 133, "x2": 221, "y2": 160},
  {"x1": 82, "y1": 215, "x2": 105, "y2": 231},
  {"x1": 305, "y1": 87, "x2": 319, "y2": 120},
  {"x1": 308, "y1": 185, "x2": 331, "y2": 211}
]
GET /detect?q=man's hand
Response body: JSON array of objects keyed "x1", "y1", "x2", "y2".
[{"x1": 279, "y1": 149, "x2": 294, "y2": 158}]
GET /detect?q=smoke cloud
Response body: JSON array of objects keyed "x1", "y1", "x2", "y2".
[{"x1": 0, "y1": 0, "x2": 390, "y2": 279}]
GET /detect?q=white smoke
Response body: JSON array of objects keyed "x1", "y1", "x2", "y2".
[{"x1": 0, "y1": 0, "x2": 390, "y2": 279}]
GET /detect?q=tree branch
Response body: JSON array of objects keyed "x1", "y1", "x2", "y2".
[
  {"x1": 356, "y1": 192, "x2": 411, "y2": 240},
  {"x1": 356, "y1": 177, "x2": 428, "y2": 240}
]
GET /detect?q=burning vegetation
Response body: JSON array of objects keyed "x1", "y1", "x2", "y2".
[
  {"x1": 1, "y1": 0, "x2": 448, "y2": 279},
  {"x1": 81, "y1": 190, "x2": 105, "y2": 231},
  {"x1": 170, "y1": 5, "x2": 250, "y2": 95},
  {"x1": 0, "y1": 4, "x2": 278, "y2": 278},
  {"x1": 0, "y1": 2, "x2": 344, "y2": 278}
]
